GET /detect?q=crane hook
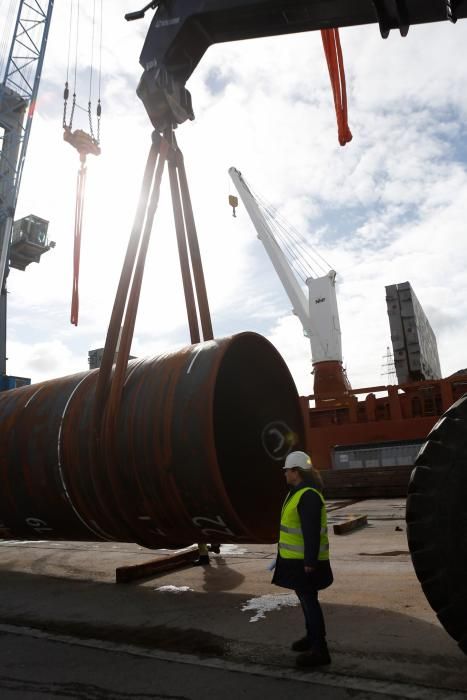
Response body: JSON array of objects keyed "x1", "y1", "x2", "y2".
[{"x1": 229, "y1": 194, "x2": 238, "y2": 218}]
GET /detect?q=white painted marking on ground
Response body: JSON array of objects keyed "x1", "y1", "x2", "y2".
[
  {"x1": 155, "y1": 585, "x2": 194, "y2": 594},
  {"x1": 241, "y1": 593, "x2": 298, "y2": 622},
  {"x1": 154, "y1": 545, "x2": 197, "y2": 554},
  {"x1": 0, "y1": 540, "x2": 48, "y2": 545},
  {"x1": 215, "y1": 544, "x2": 247, "y2": 555}
]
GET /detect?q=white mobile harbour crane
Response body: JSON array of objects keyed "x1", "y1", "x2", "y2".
[{"x1": 228, "y1": 166, "x2": 351, "y2": 404}]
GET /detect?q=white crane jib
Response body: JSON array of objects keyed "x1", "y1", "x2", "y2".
[{"x1": 228, "y1": 167, "x2": 343, "y2": 366}]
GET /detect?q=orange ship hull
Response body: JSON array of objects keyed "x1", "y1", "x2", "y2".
[{"x1": 301, "y1": 372, "x2": 467, "y2": 496}]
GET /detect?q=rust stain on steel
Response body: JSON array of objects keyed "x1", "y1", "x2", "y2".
[{"x1": 0, "y1": 333, "x2": 305, "y2": 547}]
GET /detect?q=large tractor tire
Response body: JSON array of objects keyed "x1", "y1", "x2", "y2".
[{"x1": 406, "y1": 394, "x2": 467, "y2": 654}]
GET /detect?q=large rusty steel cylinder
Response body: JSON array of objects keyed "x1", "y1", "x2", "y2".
[{"x1": 0, "y1": 332, "x2": 305, "y2": 548}]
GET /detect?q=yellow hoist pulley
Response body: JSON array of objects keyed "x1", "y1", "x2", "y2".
[{"x1": 228, "y1": 194, "x2": 238, "y2": 217}]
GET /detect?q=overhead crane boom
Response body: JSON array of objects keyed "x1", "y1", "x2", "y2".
[{"x1": 133, "y1": 0, "x2": 467, "y2": 132}]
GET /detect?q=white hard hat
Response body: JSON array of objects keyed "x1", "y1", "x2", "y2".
[{"x1": 283, "y1": 450, "x2": 312, "y2": 470}]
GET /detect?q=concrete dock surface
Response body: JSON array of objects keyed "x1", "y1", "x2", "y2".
[{"x1": 0, "y1": 498, "x2": 465, "y2": 698}]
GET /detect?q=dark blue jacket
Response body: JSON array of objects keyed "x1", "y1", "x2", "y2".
[{"x1": 271, "y1": 480, "x2": 333, "y2": 593}]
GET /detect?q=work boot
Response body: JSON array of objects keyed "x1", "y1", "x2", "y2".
[
  {"x1": 192, "y1": 555, "x2": 210, "y2": 566},
  {"x1": 208, "y1": 544, "x2": 221, "y2": 554},
  {"x1": 295, "y1": 643, "x2": 331, "y2": 669},
  {"x1": 291, "y1": 636, "x2": 312, "y2": 652}
]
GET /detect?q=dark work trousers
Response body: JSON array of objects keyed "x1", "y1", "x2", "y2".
[{"x1": 295, "y1": 589, "x2": 326, "y2": 647}]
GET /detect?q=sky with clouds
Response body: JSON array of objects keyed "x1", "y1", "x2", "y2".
[{"x1": 1, "y1": 1, "x2": 467, "y2": 397}]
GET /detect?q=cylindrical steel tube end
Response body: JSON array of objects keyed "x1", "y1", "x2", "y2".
[{"x1": 0, "y1": 333, "x2": 305, "y2": 547}]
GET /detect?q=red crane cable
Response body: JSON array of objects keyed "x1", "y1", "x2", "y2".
[
  {"x1": 64, "y1": 128, "x2": 100, "y2": 326},
  {"x1": 70, "y1": 160, "x2": 87, "y2": 326},
  {"x1": 321, "y1": 28, "x2": 352, "y2": 146}
]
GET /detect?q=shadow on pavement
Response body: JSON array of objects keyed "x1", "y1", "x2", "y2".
[{"x1": 0, "y1": 567, "x2": 466, "y2": 691}]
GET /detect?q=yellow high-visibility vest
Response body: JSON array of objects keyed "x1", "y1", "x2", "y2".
[{"x1": 279, "y1": 487, "x2": 329, "y2": 561}]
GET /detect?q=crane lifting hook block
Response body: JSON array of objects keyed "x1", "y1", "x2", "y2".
[
  {"x1": 63, "y1": 127, "x2": 101, "y2": 163},
  {"x1": 229, "y1": 195, "x2": 238, "y2": 217}
]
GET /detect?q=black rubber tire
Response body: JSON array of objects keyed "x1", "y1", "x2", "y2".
[{"x1": 406, "y1": 394, "x2": 467, "y2": 655}]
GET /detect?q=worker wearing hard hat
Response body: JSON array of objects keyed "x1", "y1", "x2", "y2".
[{"x1": 272, "y1": 450, "x2": 333, "y2": 669}]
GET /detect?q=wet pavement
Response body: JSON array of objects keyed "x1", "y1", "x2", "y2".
[{"x1": 0, "y1": 499, "x2": 465, "y2": 698}]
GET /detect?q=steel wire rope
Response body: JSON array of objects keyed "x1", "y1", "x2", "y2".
[
  {"x1": 251, "y1": 186, "x2": 330, "y2": 286},
  {"x1": 244, "y1": 175, "x2": 333, "y2": 278},
  {"x1": 63, "y1": 0, "x2": 74, "y2": 126},
  {"x1": 67, "y1": 0, "x2": 88, "y2": 119},
  {"x1": 98, "y1": 0, "x2": 103, "y2": 97},
  {"x1": 260, "y1": 204, "x2": 312, "y2": 282},
  {"x1": 0, "y1": 0, "x2": 17, "y2": 81},
  {"x1": 253, "y1": 197, "x2": 342, "y2": 370},
  {"x1": 96, "y1": 0, "x2": 103, "y2": 143},
  {"x1": 64, "y1": 0, "x2": 102, "y2": 137},
  {"x1": 87, "y1": 0, "x2": 100, "y2": 142},
  {"x1": 0, "y1": 0, "x2": 20, "y2": 82},
  {"x1": 65, "y1": 0, "x2": 103, "y2": 325},
  {"x1": 74, "y1": 0, "x2": 80, "y2": 91},
  {"x1": 270, "y1": 207, "x2": 331, "y2": 275},
  {"x1": 265, "y1": 212, "x2": 324, "y2": 280},
  {"x1": 259, "y1": 193, "x2": 333, "y2": 272},
  {"x1": 256, "y1": 192, "x2": 332, "y2": 277},
  {"x1": 68, "y1": 0, "x2": 80, "y2": 128},
  {"x1": 242, "y1": 179, "x2": 314, "y2": 280},
  {"x1": 63, "y1": 0, "x2": 80, "y2": 131},
  {"x1": 88, "y1": 0, "x2": 96, "y2": 105},
  {"x1": 262, "y1": 206, "x2": 316, "y2": 279},
  {"x1": 270, "y1": 212, "x2": 331, "y2": 279},
  {"x1": 66, "y1": 0, "x2": 74, "y2": 84}
]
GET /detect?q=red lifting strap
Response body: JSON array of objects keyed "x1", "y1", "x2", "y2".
[
  {"x1": 321, "y1": 28, "x2": 353, "y2": 147},
  {"x1": 70, "y1": 162, "x2": 87, "y2": 326},
  {"x1": 64, "y1": 127, "x2": 100, "y2": 326}
]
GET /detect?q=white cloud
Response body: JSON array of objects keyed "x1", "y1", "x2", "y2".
[{"x1": 7, "y1": 338, "x2": 82, "y2": 383}]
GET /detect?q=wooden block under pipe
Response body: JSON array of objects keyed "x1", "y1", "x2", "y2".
[
  {"x1": 333, "y1": 514, "x2": 368, "y2": 535},
  {"x1": 116, "y1": 547, "x2": 198, "y2": 583}
]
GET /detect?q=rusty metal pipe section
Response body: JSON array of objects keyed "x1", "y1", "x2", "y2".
[{"x1": 0, "y1": 333, "x2": 305, "y2": 547}]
